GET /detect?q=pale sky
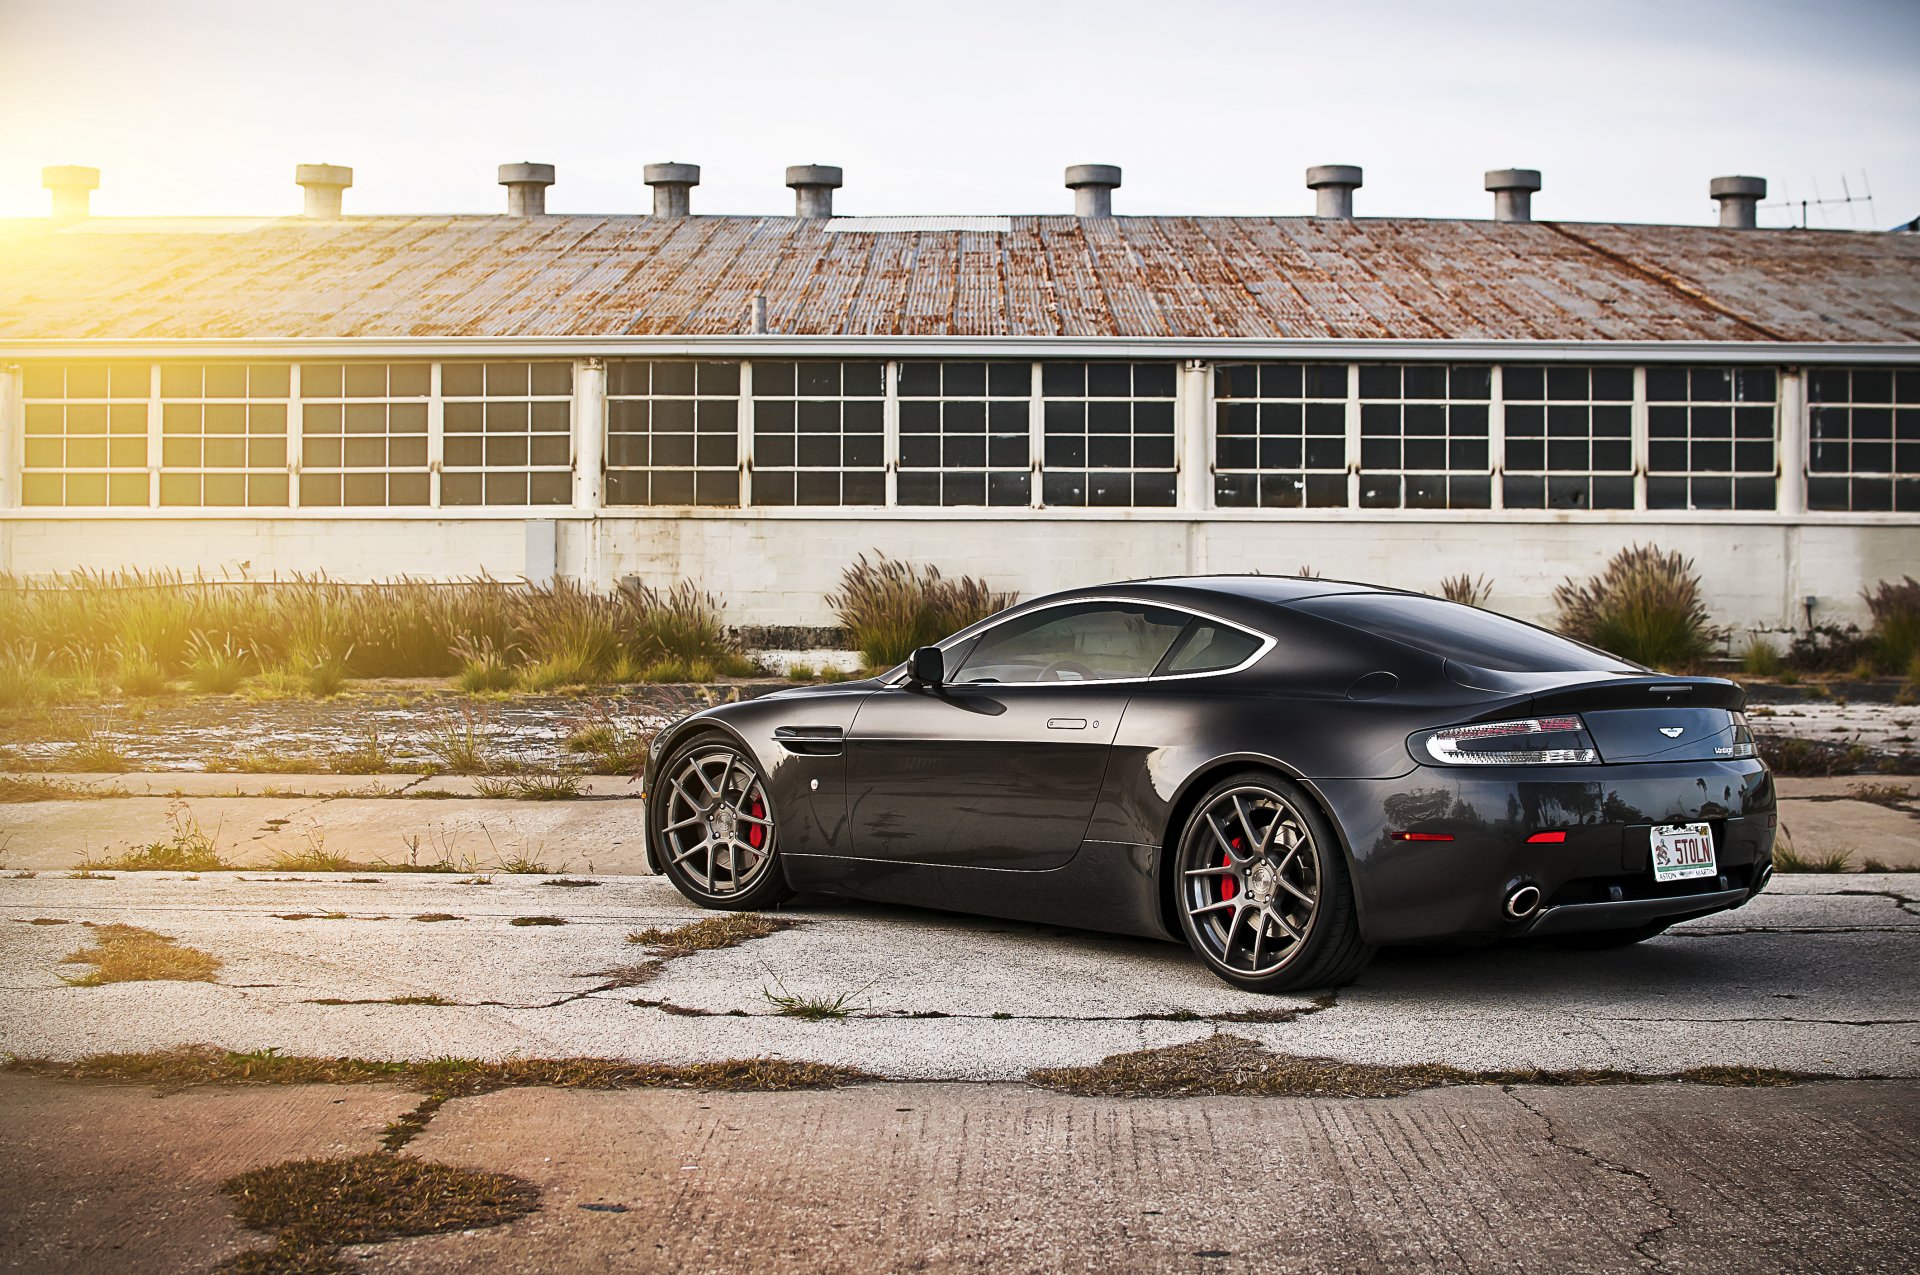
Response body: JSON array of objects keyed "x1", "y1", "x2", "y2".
[{"x1": 1, "y1": 0, "x2": 1914, "y2": 228}]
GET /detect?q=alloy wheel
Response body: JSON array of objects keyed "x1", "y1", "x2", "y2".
[
  {"x1": 1181, "y1": 785, "x2": 1322, "y2": 976},
  {"x1": 658, "y1": 745, "x2": 776, "y2": 896}
]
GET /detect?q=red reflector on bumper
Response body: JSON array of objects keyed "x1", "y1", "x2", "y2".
[
  {"x1": 1526, "y1": 831, "x2": 1567, "y2": 844},
  {"x1": 1390, "y1": 831, "x2": 1454, "y2": 842}
]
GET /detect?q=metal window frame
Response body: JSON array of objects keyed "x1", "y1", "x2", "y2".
[
  {"x1": 437, "y1": 360, "x2": 576, "y2": 510},
  {"x1": 1034, "y1": 360, "x2": 1182, "y2": 509},
  {"x1": 1207, "y1": 361, "x2": 1353, "y2": 511},
  {"x1": 603, "y1": 358, "x2": 748, "y2": 509},
  {"x1": 893, "y1": 359, "x2": 1036, "y2": 510},
  {"x1": 1352, "y1": 362, "x2": 1496, "y2": 511},
  {"x1": 150, "y1": 362, "x2": 297, "y2": 511},
  {"x1": 294, "y1": 362, "x2": 435, "y2": 508},
  {"x1": 1496, "y1": 363, "x2": 1639, "y2": 513},
  {"x1": 1800, "y1": 365, "x2": 1917, "y2": 512},
  {"x1": 744, "y1": 359, "x2": 890, "y2": 508},
  {"x1": 1643, "y1": 364, "x2": 1779, "y2": 512}
]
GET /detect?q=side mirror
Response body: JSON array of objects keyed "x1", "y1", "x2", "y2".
[{"x1": 909, "y1": 645, "x2": 945, "y2": 687}]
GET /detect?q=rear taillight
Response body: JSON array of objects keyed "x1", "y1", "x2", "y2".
[
  {"x1": 1722, "y1": 712, "x2": 1758, "y2": 760},
  {"x1": 1414, "y1": 715, "x2": 1601, "y2": 767}
]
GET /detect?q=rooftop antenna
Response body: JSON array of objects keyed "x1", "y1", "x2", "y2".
[{"x1": 1761, "y1": 171, "x2": 1876, "y2": 229}]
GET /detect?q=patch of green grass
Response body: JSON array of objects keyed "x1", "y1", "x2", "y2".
[
  {"x1": 95, "y1": 804, "x2": 236, "y2": 872},
  {"x1": 495, "y1": 853, "x2": 551, "y2": 875},
  {"x1": 185, "y1": 632, "x2": 251, "y2": 694},
  {"x1": 60, "y1": 923, "x2": 221, "y2": 986},
  {"x1": 762, "y1": 974, "x2": 870, "y2": 1020},
  {"x1": 784, "y1": 662, "x2": 818, "y2": 681},
  {"x1": 1740, "y1": 635, "x2": 1782, "y2": 677},
  {"x1": 474, "y1": 773, "x2": 582, "y2": 800},
  {"x1": 1028, "y1": 1035, "x2": 1819, "y2": 1099}
]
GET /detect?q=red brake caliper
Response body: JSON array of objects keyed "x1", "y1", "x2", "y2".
[
  {"x1": 1222, "y1": 837, "x2": 1239, "y2": 900},
  {"x1": 747, "y1": 798, "x2": 766, "y2": 850}
]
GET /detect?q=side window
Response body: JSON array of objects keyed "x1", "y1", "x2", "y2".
[
  {"x1": 1161, "y1": 623, "x2": 1263, "y2": 675},
  {"x1": 953, "y1": 604, "x2": 1188, "y2": 684}
]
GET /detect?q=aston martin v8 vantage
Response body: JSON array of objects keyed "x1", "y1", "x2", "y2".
[{"x1": 643, "y1": 577, "x2": 1775, "y2": 991}]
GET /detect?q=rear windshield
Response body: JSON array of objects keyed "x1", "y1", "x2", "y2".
[{"x1": 1289, "y1": 594, "x2": 1635, "y2": 674}]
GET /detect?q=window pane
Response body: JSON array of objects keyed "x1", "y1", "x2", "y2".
[{"x1": 953, "y1": 604, "x2": 1189, "y2": 683}]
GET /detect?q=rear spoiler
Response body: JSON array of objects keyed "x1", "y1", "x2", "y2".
[{"x1": 1443, "y1": 663, "x2": 1747, "y2": 714}]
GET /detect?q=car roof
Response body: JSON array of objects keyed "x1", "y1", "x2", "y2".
[{"x1": 1027, "y1": 575, "x2": 1390, "y2": 612}]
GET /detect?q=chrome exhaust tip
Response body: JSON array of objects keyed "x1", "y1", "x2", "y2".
[{"x1": 1504, "y1": 884, "x2": 1542, "y2": 920}]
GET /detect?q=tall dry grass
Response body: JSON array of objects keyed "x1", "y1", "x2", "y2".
[
  {"x1": 827, "y1": 553, "x2": 1016, "y2": 670},
  {"x1": 1552, "y1": 545, "x2": 1715, "y2": 671},
  {"x1": 0, "y1": 569, "x2": 750, "y2": 696}
]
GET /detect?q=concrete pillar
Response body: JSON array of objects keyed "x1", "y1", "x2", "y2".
[
  {"x1": 644, "y1": 163, "x2": 700, "y2": 219},
  {"x1": 786, "y1": 165, "x2": 842, "y2": 218},
  {"x1": 1710, "y1": 176, "x2": 1766, "y2": 229},
  {"x1": 295, "y1": 164, "x2": 352, "y2": 219},
  {"x1": 0, "y1": 364, "x2": 20, "y2": 508},
  {"x1": 1305, "y1": 165, "x2": 1362, "y2": 219},
  {"x1": 42, "y1": 166, "x2": 99, "y2": 220},
  {"x1": 1065, "y1": 164, "x2": 1121, "y2": 218},
  {"x1": 498, "y1": 162, "x2": 555, "y2": 216},
  {"x1": 1777, "y1": 367, "x2": 1806, "y2": 515},
  {"x1": 574, "y1": 358, "x2": 605, "y2": 510},
  {"x1": 1178, "y1": 360, "x2": 1212, "y2": 511},
  {"x1": 1485, "y1": 168, "x2": 1541, "y2": 223}
]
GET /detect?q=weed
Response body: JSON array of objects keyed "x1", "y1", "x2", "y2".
[
  {"x1": 827, "y1": 553, "x2": 1015, "y2": 670},
  {"x1": 1787, "y1": 624, "x2": 1875, "y2": 675},
  {"x1": 1774, "y1": 843, "x2": 1851, "y2": 873},
  {"x1": 307, "y1": 995, "x2": 452, "y2": 1006},
  {"x1": 474, "y1": 773, "x2": 582, "y2": 800},
  {"x1": 185, "y1": 631, "x2": 251, "y2": 694},
  {"x1": 785, "y1": 662, "x2": 818, "y2": 681},
  {"x1": 629, "y1": 913, "x2": 798, "y2": 956},
  {"x1": 60, "y1": 923, "x2": 221, "y2": 985},
  {"x1": 1028, "y1": 1035, "x2": 1813, "y2": 1098},
  {"x1": 0, "y1": 775, "x2": 102, "y2": 802},
  {"x1": 412, "y1": 913, "x2": 464, "y2": 922},
  {"x1": 115, "y1": 644, "x2": 171, "y2": 697},
  {"x1": 1846, "y1": 782, "x2": 1914, "y2": 806},
  {"x1": 1860, "y1": 857, "x2": 1894, "y2": 873},
  {"x1": 495, "y1": 851, "x2": 551, "y2": 874},
  {"x1": 762, "y1": 973, "x2": 871, "y2": 1020},
  {"x1": 1438, "y1": 574, "x2": 1493, "y2": 608},
  {"x1": 1740, "y1": 636, "x2": 1782, "y2": 677},
  {"x1": 96, "y1": 802, "x2": 235, "y2": 871},
  {"x1": 541, "y1": 878, "x2": 601, "y2": 888},
  {"x1": 1553, "y1": 544, "x2": 1714, "y2": 671},
  {"x1": 268, "y1": 834, "x2": 366, "y2": 874},
  {"x1": 420, "y1": 706, "x2": 498, "y2": 774},
  {"x1": 509, "y1": 915, "x2": 567, "y2": 926},
  {"x1": 63, "y1": 728, "x2": 132, "y2": 773},
  {"x1": 451, "y1": 634, "x2": 518, "y2": 693},
  {"x1": 561, "y1": 707, "x2": 651, "y2": 774},
  {"x1": 0, "y1": 643, "x2": 66, "y2": 709},
  {"x1": 1864, "y1": 576, "x2": 1920, "y2": 673}
]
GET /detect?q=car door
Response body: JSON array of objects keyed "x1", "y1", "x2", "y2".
[{"x1": 845, "y1": 601, "x2": 1191, "y2": 871}]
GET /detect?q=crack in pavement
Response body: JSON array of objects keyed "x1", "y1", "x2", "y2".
[
  {"x1": 1504, "y1": 1086, "x2": 1680, "y2": 1274},
  {"x1": 1832, "y1": 888, "x2": 1920, "y2": 919},
  {"x1": 1584, "y1": 1016, "x2": 1920, "y2": 1027}
]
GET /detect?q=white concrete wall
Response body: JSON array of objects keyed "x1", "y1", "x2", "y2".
[{"x1": 5, "y1": 510, "x2": 1911, "y2": 639}]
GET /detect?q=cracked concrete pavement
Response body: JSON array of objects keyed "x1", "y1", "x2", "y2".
[
  {"x1": 5, "y1": 771, "x2": 1918, "y2": 874},
  {"x1": 2, "y1": 870, "x2": 1916, "y2": 1080}
]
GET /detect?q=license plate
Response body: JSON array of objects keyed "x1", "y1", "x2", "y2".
[{"x1": 1650, "y1": 822, "x2": 1717, "y2": 883}]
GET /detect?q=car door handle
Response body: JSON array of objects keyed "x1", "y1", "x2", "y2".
[{"x1": 1046, "y1": 718, "x2": 1089, "y2": 730}]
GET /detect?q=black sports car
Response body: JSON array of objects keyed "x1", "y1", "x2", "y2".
[{"x1": 643, "y1": 576, "x2": 1775, "y2": 991}]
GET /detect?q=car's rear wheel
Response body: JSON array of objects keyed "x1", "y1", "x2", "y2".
[
  {"x1": 1174, "y1": 771, "x2": 1372, "y2": 992},
  {"x1": 652, "y1": 737, "x2": 793, "y2": 910}
]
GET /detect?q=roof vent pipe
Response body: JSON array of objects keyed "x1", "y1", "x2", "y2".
[
  {"x1": 498, "y1": 163, "x2": 555, "y2": 216},
  {"x1": 644, "y1": 163, "x2": 700, "y2": 219},
  {"x1": 295, "y1": 164, "x2": 353, "y2": 219},
  {"x1": 1305, "y1": 165, "x2": 1363, "y2": 219},
  {"x1": 786, "y1": 165, "x2": 842, "y2": 218},
  {"x1": 42, "y1": 166, "x2": 99, "y2": 220},
  {"x1": 1485, "y1": 168, "x2": 1541, "y2": 223},
  {"x1": 1065, "y1": 164, "x2": 1121, "y2": 218},
  {"x1": 749, "y1": 293, "x2": 768, "y2": 334},
  {"x1": 1710, "y1": 175, "x2": 1766, "y2": 229}
]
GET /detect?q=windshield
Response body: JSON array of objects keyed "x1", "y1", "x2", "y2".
[{"x1": 1289, "y1": 593, "x2": 1635, "y2": 674}]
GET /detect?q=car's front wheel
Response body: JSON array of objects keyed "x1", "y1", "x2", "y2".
[
  {"x1": 1174, "y1": 771, "x2": 1372, "y2": 992},
  {"x1": 651, "y1": 737, "x2": 794, "y2": 910}
]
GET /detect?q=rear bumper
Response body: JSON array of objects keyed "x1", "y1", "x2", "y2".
[{"x1": 1314, "y1": 759, "x2": 1775, "y2": 945}]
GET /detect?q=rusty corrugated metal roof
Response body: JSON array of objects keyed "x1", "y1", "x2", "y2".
[{"x1": 0, "y1": 214, "x2": 1915, "y2": 343}]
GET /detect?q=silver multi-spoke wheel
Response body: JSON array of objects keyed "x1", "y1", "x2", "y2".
[
  {"x1": 658, "y1": 745, "x2": 776, "y2": 897},
  {"x1": 1181, "y1": 784, "x2": 1322, "y2": 977}
]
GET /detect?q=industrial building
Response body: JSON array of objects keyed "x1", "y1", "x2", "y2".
[{"x1": 1, "y1": 160, "x2": 1915, "y2": 634}]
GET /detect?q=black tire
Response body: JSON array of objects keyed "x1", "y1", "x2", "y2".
[
  {"x1": 1172, "y1": 769, "x2": 1373, "y2": 993},
  {"x1": 1551, "y1": 922, "x2": 1671, "y2": 949},
  {"x1": 650, "y1": 735, "x2": 794, "y2": 911}
]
